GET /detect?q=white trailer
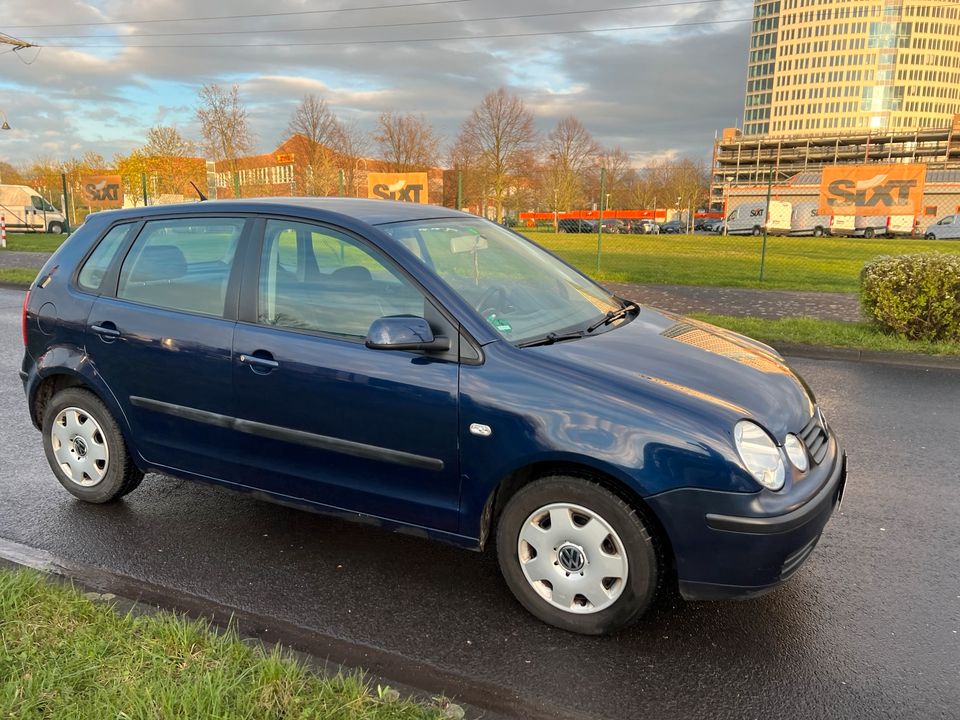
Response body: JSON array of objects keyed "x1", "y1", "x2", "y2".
[{"x1": 0, "y1": 185, "x2": 67, "y2": 233}]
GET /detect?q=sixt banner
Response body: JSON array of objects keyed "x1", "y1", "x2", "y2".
[
  {"x1": 367, "y1": 172, "x2": 428, "y2": 204},
  {"x1": 819, "y1": 164, "x2": 926, "y2": 216},
  {"x1": 80, "y1": 174, "x2": 124, "y2": 208}
]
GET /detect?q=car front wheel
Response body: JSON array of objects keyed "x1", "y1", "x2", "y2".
[
  {"x1": 48, "y1": 222, "x2": 63, "y2": 234},
  {"x1": 926, "y1": 233, "x2": 936, "y2": 241},
  {"x1": 42, "y1": 388, "x2": 143, "y2": 503},
  {"x1": 496, "y1": 476, "x2": 659, "y2": 635}
]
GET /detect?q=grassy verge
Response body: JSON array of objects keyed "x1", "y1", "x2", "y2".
[
  {"x1": 691, "y1": 313, "x2": 960, "y2": 356},
  {"x1": 523, "y1": 231, "x2": 960, "y2": 293},
  {"x1": 0, "y1": 268, "x2": 38, "y2": 286},
  {"x1": 1, "y1": 232, "x2": 66, "y2": 253},
  {"x1": 0, "y1": 568, "x2": 449, "y2": 719}
]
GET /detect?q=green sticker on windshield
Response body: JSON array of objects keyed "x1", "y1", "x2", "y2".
[{"x1": 486, "y1": 313, "x2": 512, "y2": 334}]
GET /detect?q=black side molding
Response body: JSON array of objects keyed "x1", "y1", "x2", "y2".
[
  {"x1": 129, "y1": 396, "x2": 444, "y2": 472},
  {"x1": 706, "y1": 452, "x2": 846, "y2": 535}
]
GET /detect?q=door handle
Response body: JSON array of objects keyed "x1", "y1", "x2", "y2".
[
  {"x1": 239, "y1": 354, "x2": 279, "y2": 370},
  {"x1": 91, "y1": 323, "x2": 120, "y2": 339}
]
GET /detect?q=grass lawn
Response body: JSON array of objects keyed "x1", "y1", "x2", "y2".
[
  {"x1": 0, "y1": 568, "x2": 448, "y2": 719},
  {"x1": 523, "y1": 231, "x2": 960, "y2": 293},
  {"x1": 1, "y1": 232, "x2": 67, "y2": 253},
  {"x1": 0, "y1": 268, "x2": 38, "y2": 286},
  {"x1": 692, "y1": 313, "x2": 960, "y2": 356}
]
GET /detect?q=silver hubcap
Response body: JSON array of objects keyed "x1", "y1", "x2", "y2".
[
  {"x1": 517, "y1": 503, "x2": 629, "y2": 614},
  {"x1": 50, "y1": 407, "x2": 110, "y2": 487}
]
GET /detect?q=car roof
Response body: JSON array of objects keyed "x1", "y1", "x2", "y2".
[{"x1": 89, "y1": 197, "x2": 474, "y2": 227}]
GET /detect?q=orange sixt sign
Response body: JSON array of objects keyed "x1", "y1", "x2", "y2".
[
  {"x1": 367, "y1": 172, "x2": 428, "y2": 203},
  {"x1": 819, "y1": 164, "x2": 926, "y2": 216},
  {"x1": 80, "y1": 174, "x2": 123, "y2": 208}
]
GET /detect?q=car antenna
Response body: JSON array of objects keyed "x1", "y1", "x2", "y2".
[{"x1": 189, "y1": 181, "x2": 208, "y2": 202}]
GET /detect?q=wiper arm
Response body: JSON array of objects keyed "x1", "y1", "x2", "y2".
[
  {"x1": 586, "y1": 302, "x2": 640, "y2": 333},
  {"x1": 516, "y1": 330, "x2": 586, "y2": 348}
]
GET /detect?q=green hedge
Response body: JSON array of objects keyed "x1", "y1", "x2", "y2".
[{"x1": 861, "y1": 253, "x2": 960, "y2": 342}]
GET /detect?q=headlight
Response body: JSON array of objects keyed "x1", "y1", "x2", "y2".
[
  {"x1": 783, "y1": 434, "x2": 809, "y2": 472},
  {"x1": 734, "y1": 420, "x2": 785, "y2": 491}
]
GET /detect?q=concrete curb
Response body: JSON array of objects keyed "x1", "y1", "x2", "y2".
[
  {"x1": 0, "y1": 537, "x2": 596, "y2": 720},
  {"x1": 774, "y1": 342, "x2": 960, "y2": 370}
]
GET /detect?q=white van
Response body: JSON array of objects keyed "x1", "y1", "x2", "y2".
[
  {"x1": 789, "y1": 202, "x2": 832, "y2": 237},
  {"x1": 722, "y1": 202, "x2": 768, "y2": 235},
  {"x1": 923, "y1": 214, "x2": 960, "y2": 240},
  {"x1": 829, "y1": 215, "x2": 886, "y2": 238},
  {"x1": 0, "y1": 184, "x2": 67, "y2": 234},
  {"x1": 886, "y1": 215, "x2": 918, "y2": 238}
]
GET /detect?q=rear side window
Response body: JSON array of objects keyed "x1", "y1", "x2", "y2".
[
  {"x1": 117, "y1": 217, "x2": 245, "y2": 317},
  {"x1": 78, "y1": 223, "x2": 136, "y2": 293}
]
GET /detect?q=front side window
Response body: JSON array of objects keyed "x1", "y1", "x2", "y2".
[
  {"x1": 379, "y1": 218, "x2": 619, "y2": 343},
  {"x1": 940, "y1": 216, "x2": 955, "y2": 225},
  {"x1": 78, "y1": 223, "x2": 136, "y2": 293},
  {"x1": 117, "y1": 217, "x2": 245, "y2": 316},
  {"x1": 258, "y1": 219, "x2": 424, "y2": 339}
]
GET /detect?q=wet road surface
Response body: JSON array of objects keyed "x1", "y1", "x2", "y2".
[{"x1": 1, "y1": 287, "x2": 958, "y2": 719}]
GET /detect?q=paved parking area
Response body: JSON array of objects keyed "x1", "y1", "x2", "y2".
[{"x1": 1, "y1": 287, "x2": 957, "y2": 719}]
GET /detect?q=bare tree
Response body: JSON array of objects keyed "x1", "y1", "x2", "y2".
[
  {"x1": 195, "y1": 84, "x2": 253, "y2": 172},
  {"x1": 331, "y1": 121, "x2": 371, "y2": 196},
  {"x1": 143, "y1": 126, "x2": 196, "y2": 157},
  {"x1": 457, "y1": 88, "x2": 537, "y2": 222},
  {"x1": 594, "y1": 147, "x2": 636, "y2": 210},
  {"x1": 541, "y1": 116, "x2": 600, "y2": 212},
  {"x1": 286, "y1": 94, "x2": 345, "y2": 195},
  {"x1": 373, "y1": 111, "x2": 441, "y2": 172}
]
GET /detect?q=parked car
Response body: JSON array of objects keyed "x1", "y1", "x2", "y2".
[
  {"x1": 923, "y1": 214, "x2": 960, "y2": 240},
  {"x1": 702, "y1": 219, "x2": 724, "y2": 233},
  {"x1": 21, "y1": 198, "x2": 846, "y2": 635},
  {"x1": 557, "y1": 218, "x2": 596, "y2": 233},
  {"x1": 630, "y1": 219, "x2": 660, "y2": 235},
  {"x1": 659, "y1": 220, "x2": 687, "y2": 234}
]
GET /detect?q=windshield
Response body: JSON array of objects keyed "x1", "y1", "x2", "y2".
[{"x1": 378, "y1": 217, "x2": 621, "y2": 343}]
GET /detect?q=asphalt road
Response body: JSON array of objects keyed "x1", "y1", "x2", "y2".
[{"x1": 1, "y1": 287, "x2": 958, "y2": 719}]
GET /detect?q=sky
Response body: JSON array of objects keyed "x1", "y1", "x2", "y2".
[{"x1": 0, "y1": 0, "x2": 753, "y2": 169}]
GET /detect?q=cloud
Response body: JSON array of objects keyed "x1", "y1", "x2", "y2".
[{"x1": 0, "y1": 0, "x2": 752, "y2": 167}]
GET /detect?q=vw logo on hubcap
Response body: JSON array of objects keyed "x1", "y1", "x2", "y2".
[
  {"x1": 557, "y1": 543, "x2": 586, "y2": 573},
  {"x1": 73, "y1": 437, "x2": 87, "y2": 458}
]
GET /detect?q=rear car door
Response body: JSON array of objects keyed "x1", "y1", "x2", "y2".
[
  {"x1": 85, "y1": 215, "x2": 252, "y2": 476},
  {"x1": 231, "y1": 218, "x2": 462, "y2": 532}
]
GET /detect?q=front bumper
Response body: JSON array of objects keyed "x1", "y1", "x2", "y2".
[{"x1": 646, "y1": 445, "x2": 847, "y2": 601}]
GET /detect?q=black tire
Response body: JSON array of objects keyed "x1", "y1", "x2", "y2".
[
  {"x1": 47, "y1": 222, "x2": 63, "y2": 234},
  {"x1": 863, "y1": 228, "x2": 875, "y2": 239},
  {"x1": 813, "y1": 226, "x2": 824, "y2": 238},
  {"x1": 926, "y1": 233, "x2": 936, "y2": 241},
  {"x1": 752, "y1": 226, "x2": 761, "y2": 236},
  {"x1": 41, "y1": 388, "x2": 144, "y2": 503},
  {"x1": 496, "y1": 476, "x2": 659, "y2": 635}
]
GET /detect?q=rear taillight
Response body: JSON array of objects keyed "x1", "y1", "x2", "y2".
[
  {"x1": 21, "y1": 290, "x2": 30, "y2": 346},
  {"x1": 886, "y1": 217, "x2": 891, "y2": 227}
]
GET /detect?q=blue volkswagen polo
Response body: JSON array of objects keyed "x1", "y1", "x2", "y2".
[{"x1": 20, "y1": 199, "x2": 846, "y2": 634}]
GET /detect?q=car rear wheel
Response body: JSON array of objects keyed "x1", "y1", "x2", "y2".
[
  {"x1": 813, "y1": 226, "x2": 824, "y2": 237},
  {"x1": 863, "y1": 228, "x2": 875, "y2": 239},
  {"x1": 496, "y1": 476, "x2": 659, "y2": 635},
  {"x1": 926, "y1": 233, "x2": 936, "y2": 241},
  {"x1": 42, "y1": 388, "x2": 143, "y2": 503},
  {"x1": 752, "y1": 226, "x2": 761, "y2": 236}
]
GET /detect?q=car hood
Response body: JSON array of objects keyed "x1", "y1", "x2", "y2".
[{"x1": 523, "y1": 308, "x2": 815, "y2": 440}]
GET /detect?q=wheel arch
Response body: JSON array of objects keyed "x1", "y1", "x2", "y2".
[{"x1": 478, "y1": 459, "x2": 676, "y2": 576}]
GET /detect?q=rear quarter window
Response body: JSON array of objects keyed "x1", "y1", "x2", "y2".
[{"x1": 77, "y1": 223, "x2": 137, "y2": 293}]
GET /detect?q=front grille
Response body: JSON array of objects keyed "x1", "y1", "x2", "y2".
[{"x1": 799, "y1": 409, "x2": 830, "y2": 466}]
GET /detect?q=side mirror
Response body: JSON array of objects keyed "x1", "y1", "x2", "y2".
[{"x1": 365, "y1": 315, "x2": 451, "y2": 352}]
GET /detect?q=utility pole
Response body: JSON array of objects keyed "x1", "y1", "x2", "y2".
[{"x1": 0, "y1": 32, "x2": 35, "y2": 50}]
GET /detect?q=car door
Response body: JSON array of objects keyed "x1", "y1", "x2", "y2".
[
  {"x1": 231, "y1": 218, "x2": 462, "y2": 532},
  {"x1": 942, "y1": 215, "x2": 959, "y2": 239},
  {"x1": 85, "y1": 215, "x2": 252, "y2": 476}
]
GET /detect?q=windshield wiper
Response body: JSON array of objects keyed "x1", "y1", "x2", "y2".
[
  {"x1": 516, "y1": 330, "x2": 586, "y2": 348},
  {"x1": 586, "y1": 302, "x2": 640, "y2": 334}
]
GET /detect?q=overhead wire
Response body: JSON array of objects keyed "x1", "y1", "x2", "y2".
[{"x1": 20, "y1": 0, "x2": 731, "y2": 40}]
